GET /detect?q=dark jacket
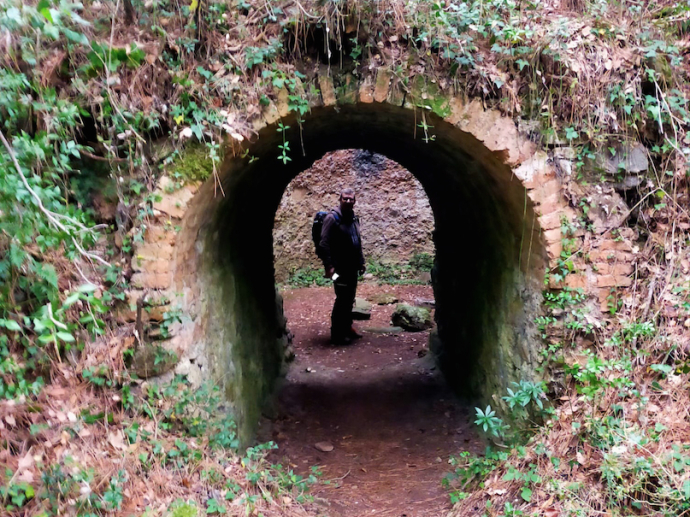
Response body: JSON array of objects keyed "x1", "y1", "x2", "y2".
[{"x1": 319, "y1": 207, "x2": 364, "y2": 275}]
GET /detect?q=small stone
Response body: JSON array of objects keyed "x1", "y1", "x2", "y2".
[
  {"x1": 414, "y1": 298, "x2": 435, "y2": 309},
  {"x1": 684, "y1": 319, "x2": 690, "y2": 328},
  {"x1": 131, "y1": 344, "x2": 178, "y2": 379},
  {"x1": 352, "y1": 298, "x2": 372, "y2": 320},
  {"x1": 597, "y1": 142, "x2": 648, "y2": 175},
  {"x1": 363, "y1": 326, "x2": 404, "y2": 334},
  {"x1": 368, "y1": 293, "x2": 398, "y2": 305},
  {"x1": 314, "y1": 441, "x2": 334, "y2": 452},
  {"x1": 391, "y1": 304, "x2": 433, "y2": 332}
]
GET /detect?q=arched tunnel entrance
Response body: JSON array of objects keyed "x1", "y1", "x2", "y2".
[{"x1": 173, "y1": 102, "x2": 548, "y2": 442}]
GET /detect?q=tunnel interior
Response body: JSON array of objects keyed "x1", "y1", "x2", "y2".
[
  {"x1": 180, "y1": 102, "x2": 546, "y2": 441},
  {"x1": 272, "y1": 148, "x2": 436, "y2": 283}
]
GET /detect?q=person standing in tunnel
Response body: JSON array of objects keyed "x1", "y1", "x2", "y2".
[{"x1": 319, "y1": 188, "x2": 366, "y2": 345}]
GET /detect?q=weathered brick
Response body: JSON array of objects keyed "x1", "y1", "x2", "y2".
[
  {"x1": 145, "y1": 226, "x2": 176, "y2": 246},
  {"x1": 131, "y1": 272, "x2": 171, "y2": 290},
  {"x1": 534, "y1": 178, "x2": 562, "y2": 200},
  {"x1": 530, "y1": 191, "x2": 562, "y2": 212},
  {"x1": 359, "y1": 75, "x2": 374, "y2": 103},
  {"x1": 547, "y1": 240, "x2": 563, "y2": 261},
  {"x1": 543, "y1": 228, "x2": 563, "y2": 245},
  {"x1": 596, "y1": 274, "x2": 633, "y2": 288},
  {"x1": 549, "y1": 274, "x2": 588, "y2": 290},
  {"x1": 445, "y1": 97, "x2": 466, "y2": 126},
  {"x1": 318, "y1": 75, "x2": 336, "y2": 106},
  {"x1": 598, "y1": 239, "x2": 633, "y2": 252},
  {"x1": 135, "y1": 242, "x2": 174, "y2": 261},
  {"x1": 595, "y1": 263, "x2": 634, "y2": 276},
  {"x1": 538, "y1": 211, "x2": 564, "y2": 231},
  {"x1": 374, "y1": 70, "x2": 392, "y2": 102},
  {"x1": 132, "y1": 258, "x2": 171, "y2": 275},
  {"x1": 588, "y1": 250, "x2": 626, "y2": 262},
  {"x1": 153, "y1": 183, "x2": 197, "y2": 219},
  {"x1": 262, "y1": 101, "x2": 281, "y2": 125}
]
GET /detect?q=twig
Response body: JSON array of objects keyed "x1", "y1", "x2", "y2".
[{"x1": 79, "y1": 148, "x2": 128, "y2": 163}]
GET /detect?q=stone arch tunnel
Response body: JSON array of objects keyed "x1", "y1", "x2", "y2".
[{"x1": 132, "y1": 82, "x2": 577, "y2": 442}]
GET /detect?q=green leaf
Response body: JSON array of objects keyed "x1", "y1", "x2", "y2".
[
  {"x1": 36, "y1": 263, "x2": 59, "y2": 288},
  {"x1": 77, "y1": 283, "x2": 98, "y2": 293},
  {"x1": 62, "y1": 28, "x2": 89, "y2": 46},
  {"x1": 37, "y1": 0, "x2": 53, "y2": 21},
  {"x1": 521, "y1": 487, "x2": 532, "y2": 502},
  {"x1": 6, "y1": 7, "x2": 21, "y2": 23},
  {"x1": 1, "y1": 319, "x2": 22, "y2": 331},
  {"x1": 56, "y1": 331, "x2": 75, "y2": 343},
  {"x1": 42, "y1": 23, "x2": 60, "y2": 40},
  {"x1": 63, "y1": 292, "x2": 81, "y2": 307}
]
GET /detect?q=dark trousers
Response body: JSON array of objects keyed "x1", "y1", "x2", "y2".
[{"x1": 331, "y1": 272, "x2": 358, "y2": 340}]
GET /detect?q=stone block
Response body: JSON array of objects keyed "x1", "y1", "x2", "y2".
[
  {"x1": 596, "y1": 142, "x2": 648, "y2": 174},
  {"x1": 387, "y1": 77, "x2": 406, "y2": 106},
  {"x1": 456, "y1": 99, "x2": 535, "y2": 166},
  {"x1": 336, "y1": 74, "x2": 358, "y2": 104},
  {"x1": 135, "y1": 242, "x2": 174, "y2": 261},
  {"x1": 594, "y1": 263, "x2": 634, "y2": 276},
  {"x1": 374, "y1": 70, "x2": 392, "y2": 102},
  {"x1": 588, "y1": 250, "x2": 623, "y2": 262},
  {"x1": 513, "y1": 152, "x2": 550, "y2": 187},
  {"x1": 587, "y1": 191, "x2": 630, "y2": 234},
  {"x1": 153, "y1": 183, "x2": 196, "y2": 219},
  {"x1": 145, "y1": 226, "x2": 176, "y2": 246},
  {"x1": 359, "y1": 75, "x2": 374, "y2": 103},
  {"x1": 318, "y1": 75, "x2": 336, "y2": 106},
  {"x1": 543, "y1": 228, "x2": 563, "y2": 246},
  {"x1": 276, "y1": 87, "x2": 290, "y2": 117},
  {"x1": 131, "y1": 272, "x2": 171, "y2": 290},
  {"x1": 550, "y1": 274, "x2": 587, "y2": 290},
  {"x1": 596, "y1": 274, "x2": 633, "y2": 288},
  {"x1": 539, "y1": 211, "x2": 564, "y2": 231},
  {"x1": 530, "y1": 192, "x2": 563, "y2": 214},
  {"x1": 536, "y1": 178, "x2": 563, "y2": 199},
  {"x1": 133, "y1": 258, "x2": 171, "y2": 275},
  {"x1": 445, "y1": 96, "x2": 466, "y2": 126},
  {"x1": 598, "y1": 239, "x2": 633, "y2": 252},
  {"x1": 547, "y1": 240, "x2": 563, "y2": 262},
  {"x1": 262, "y1": 101, "x2": 281, "y2": 125}
]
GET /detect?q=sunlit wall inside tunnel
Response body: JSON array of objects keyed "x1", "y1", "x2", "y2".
[
  {"x1": 175, "y1": 102, "x2": 547, "y2": 442},
  {"x1": 273, "y1": 149, "x2": 436, "y2": 283}
]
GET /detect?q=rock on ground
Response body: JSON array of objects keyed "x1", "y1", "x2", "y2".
[{"x1": 391, "y1": 304, "x2": 433, "y2": 331}]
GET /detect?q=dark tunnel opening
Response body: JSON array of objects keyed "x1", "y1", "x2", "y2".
[{"x1": 178, "y1": 102, "x2": 546, "y2": 440}]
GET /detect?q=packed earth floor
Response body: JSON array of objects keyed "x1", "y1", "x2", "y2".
[{"x1": 257, "y1": 284, "x2": 483, "y2": 517}]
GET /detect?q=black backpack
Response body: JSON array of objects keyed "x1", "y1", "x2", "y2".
[{"x1": 312, "y1": 210, "x2": 340, "y2": 257}]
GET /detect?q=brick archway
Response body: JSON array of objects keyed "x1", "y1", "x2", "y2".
[{"x1": 128, "y1": 72, "x2": 595, "y2": 441}]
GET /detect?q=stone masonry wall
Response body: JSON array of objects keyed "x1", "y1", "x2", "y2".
[
  {"x1": 121, "y1": 69, "x2": 648, "y2": 438},
  {"x1": 273, "y1": 149, "x2": 435, "y2": 281}
]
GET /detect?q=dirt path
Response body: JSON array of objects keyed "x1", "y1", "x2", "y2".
[{"x1": 258, "y1": 285, "x2": 482, "y2": 517}]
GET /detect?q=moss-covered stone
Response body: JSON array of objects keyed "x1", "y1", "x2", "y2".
[
  {"x1": 132, "y1": 344, "x2": 179, "y2": 378},
  {"x1": 408, "y1": 76, "x2": 451, "y2": 118},
  {"x1": 335, "y1": 74, "x2": 358, "y2": 105},
  {"x1": 391, "y1": 304, "x2": 433, "y2": 331},
  {"x1": 167, "y1": 143, "x2": 217, "y2": 183}
]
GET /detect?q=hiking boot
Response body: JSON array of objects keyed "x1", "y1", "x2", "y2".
[
  {"x1": 348, "y1": 327, "x2": 363, "y2": 340},
  {"x1": 330, "y1": 334, "x2": 353, "y2": 346}
]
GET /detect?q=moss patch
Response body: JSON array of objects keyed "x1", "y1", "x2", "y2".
[{"x1": 167, "y1": 143, "x2": 217, "y2": 183}]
